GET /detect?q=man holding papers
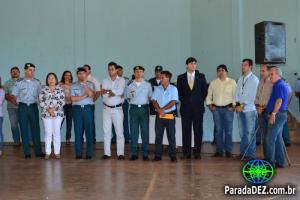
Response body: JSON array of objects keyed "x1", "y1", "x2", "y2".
[{"x1": 151, "y1": 71, "x2": 178, "y2": 162}]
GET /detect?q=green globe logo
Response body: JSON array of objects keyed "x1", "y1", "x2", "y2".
[{"x1": 242, "y1": 160, "x2": 274, "y2": 185}]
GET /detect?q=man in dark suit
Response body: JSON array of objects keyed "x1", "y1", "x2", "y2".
[
  {"x1": 149, "y1": 66, "x2": 163, "y2": 115},
  {"x1": 177, "y1": 57, "x2": 208, "y2": 159}
]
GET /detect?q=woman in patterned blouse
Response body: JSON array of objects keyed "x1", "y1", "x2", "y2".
[{"x1": 39, "y1": 73, "x2": 65, "y2": 159}]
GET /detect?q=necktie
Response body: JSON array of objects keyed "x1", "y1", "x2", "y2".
[{"x1": 189, "y1": 74, "x2": 193, "y2": 90}]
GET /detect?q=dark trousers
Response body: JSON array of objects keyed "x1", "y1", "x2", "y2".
[
  {"x1": 129, "y1": 105, "x2": 149, "y2": 157},
  {"x1": 72, "y1": 105, "x2": 94, "y2": 157},
  {"x1": 154, "y1": 116, "x2": 176, "y2": 158},
  {"x1": 62, "y1": 104, "x2": 72, "y2": 140},
  {"x1": 18, "y1": 103, "x2": 42, "y2": 156},
  {"x1": 181, "y1": 111, "x2": 204, "y2": 156}
]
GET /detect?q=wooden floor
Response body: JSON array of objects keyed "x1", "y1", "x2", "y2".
[{"x1": 0, "y1": 116, "x2": 300, "y2": 200}]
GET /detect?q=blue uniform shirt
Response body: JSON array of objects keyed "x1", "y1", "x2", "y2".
[
  {"x1": 11, "y1": 78, "x2": 41, "y2": 105},
  {"x1": 266, "y1": 79, "x2": 289, "y2": 113},
  {"x1": 151, "y1": 84, "x2": 178, "y2": 113},
  {"x1": 127, "y1": 80, "x2": 152, "y2": 105},
  {"x1": 4, "y1": 78, "x2": 23, "y2": 108},
  {"x1": 70, "y1": 81, "x2": 95, "y2": 106}
]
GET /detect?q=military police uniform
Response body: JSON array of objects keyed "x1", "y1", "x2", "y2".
[{"x1": 126, "y1": 66, "x2": 152, "y2": 160}]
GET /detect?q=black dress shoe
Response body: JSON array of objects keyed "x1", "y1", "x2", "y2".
[
  {"x1": 129, "y1": 155, "x2": 138, "y2": 160},
  {"x1": 143, "y1": 156, "x2": 149, "y2": 161},
  {"x1": 25, "y1": 155, "x2": 31, "y2": 159},
  {"x1": 76, "y1": 155, "x2": 83, "y2": 159},
  {"x1": 212, "y1": 153, "x2": 223, "y2": 157},
  {"x1": 36, "y1": 153, "x2": 45, "y2": 158},
  {"x1": 118, "y1": 155, "x2": 125, "y2": 160},
  {"x1": 85, "y1": 155, "x2": 92, "y2": 160},
  {"x1": 194, "y1": 154, "x2": 201, "y2": 160},
  {"x1": 256, "y1": 142, "x2": 261, "y2": 146},
  {"x1": 170, "y1": 157, "x2": 177, "y2": 162},
  {"x1": 152, "y1": 156, "x2": 162, "y2": 162},
  {"x1": 102, "y1": 155, "x2": 111, "y2": 160},
  {"x1": 225, "y1": 152, "x2": 232, "y2": 158},
  {"x1": 125, "y1": 140, "x2": 130, "y2": 144}
]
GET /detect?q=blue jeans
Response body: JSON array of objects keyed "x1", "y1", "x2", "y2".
[
  {"x1": 265, "y1": 112, "x2": 287, "y2": 167},
  {"x1": 7, "y1": 108, "x2": 21, "y2": 143},
  {"x1": 0, "y1": 117, "x2": 3, "y2": 151},
  {"x1": 237, "y1": 111, "x2": 257, "y2": 158},
  {"x1": 154, "y1": 116, "x2": 176, "y2": 158},
  {"x1": 212, "y1": 107, "x2": 234, "y2": 154},
  {"x1": 258, "y1": 111, "x2": 269, "y2": 158},
  {"x1": 72, "y1": 105, "x2": 94, "y2": 157}
]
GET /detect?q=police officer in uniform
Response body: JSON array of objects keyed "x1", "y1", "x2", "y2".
[
  {"x1": 127, "y1": 66, "x2": 152, "y2": 161},
  {"x1": 12, "y1": 63, "x2": 44, "y2": 159},
  {"x1": 70, "y1": 67, "x2": 95, "y2": 159}
]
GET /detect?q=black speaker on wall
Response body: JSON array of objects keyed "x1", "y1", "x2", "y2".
[{"x1": 255, "y1": 21, "x2": 286, "y2": 64}]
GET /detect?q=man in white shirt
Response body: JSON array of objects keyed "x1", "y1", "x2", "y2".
[
  {"x1": 100, "y1": 62, "x2": 126, "y2": 160},
  {"x1": 83, "y1": 64, "x2": 101, "y2": 144},
  {"x1": 206, "y1": 64, "x2": 237, "y2": 158}
]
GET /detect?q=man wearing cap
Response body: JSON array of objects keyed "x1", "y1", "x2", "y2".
[
  {"x1": 127, "y1": 66, "x2": 152, "y2": 161},
  {"x1": 177, "y1": 57, "x2": 208, "y2": 160},
  {"x1": 152, "y1": 71, "x2": 178, "y2": 162},
  {"x1": 101, "y1": 62, "x2": 126, "y2": 160},
  {"x1": 206, "y1": 64, "x2": 236, "y2": 158},
  {"x1": 4, "y1": 66, "x2": 23, "y2": 146},
  {"x1": 235, "y1": 58, "x2": 259, "y2": 160},
  {"x1": 70, "y1": 67, "x2": 95, "y2": 159},
  {"x1": 11, "y1": 63, "x2": 44, "y2": 158},
  {"x1": 83, "y1": 64, "x2": 101, "y2": 144},
  {"x1": 265, "y1": 66, "x2": 289, "y2": 167},
  {"x1": 254, "y1": 64, "x2": 273, "y2": 156},
  {"x1": 149, "y1": 66, "x2": 163, "y2": 115}
]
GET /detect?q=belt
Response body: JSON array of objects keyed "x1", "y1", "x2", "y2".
[
  {"x1": 73, "y1": 104, "x2": 93, "y2": 108},
  {"x1": 212, "y1": 103, "x2": 233, "y2": 108},
  {"x1": 131, "y1": 104, "x2": 148, "y2": 108},
  {"x1": 103, "y1": 103, "x2": 122, "y2": 108},
  {"x1": 19, "y1": 102, "x2": 37, "y2": 106}
]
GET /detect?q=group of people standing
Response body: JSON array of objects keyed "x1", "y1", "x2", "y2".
[{"x1": 0, "y1": 57, "x2": 295, "y2": 167}]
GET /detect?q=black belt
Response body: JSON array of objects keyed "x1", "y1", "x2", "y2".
[
  {"x1": 212, "y1": 103, "x2": 233, "y2": 108},
  {"x1": 103, "y1": 103, "x2": 122, "y2": 108},
  {"x1": 19, "y1": 102, "x2": 37, "y2": 106}
]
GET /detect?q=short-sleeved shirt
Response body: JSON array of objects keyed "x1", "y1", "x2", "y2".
[
  {"x1": 266, "y1": 79, "x2": 289, "y2": 113},
  {"x1": 11, "y1": 78, "x2": 41, "y2": 105},
  {"x1": 151, "y1": 84, "x2": 178, "y2": 113},
  {"x1": 70, "y1": 81, "x2": 95, "y2": 106},
  {"x1": 254, "y1": 78, "x2": 273, "y2": 107},
  {"x1": 127, "y1": 80, "x2": 152, "y2": 105},
  {"x1": 4, "y1": 78, "x2": 23, "y2": 108}
]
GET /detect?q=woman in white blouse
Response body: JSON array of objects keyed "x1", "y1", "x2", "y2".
[{"x1": 39, "y1": 73, "x2": 65, "y2": 159}]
